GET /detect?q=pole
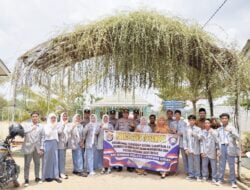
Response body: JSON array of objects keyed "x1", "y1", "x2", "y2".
[{"x1": 11, "y1": 77, "x2": 17, "y2": 123}]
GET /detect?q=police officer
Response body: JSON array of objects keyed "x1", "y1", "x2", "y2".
[
  {"x1": 109, "y1": 110, "x2": 117, "y2": 128},
  {"x1": 133, "y1": 109, "x2": 140, "y2": 127},
  {"x1": 115, "y1": 108, "x2": 135, "y2": 132},
  {"x1": 81, "y1": 109, "x2": 91, "y2": 127},
  {"x1": 115, "y1": 108, "x2": 135, "y2": 172}
]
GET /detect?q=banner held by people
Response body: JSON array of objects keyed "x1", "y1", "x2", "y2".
[{"x1": 103, "y1": 131, "x2": 179, "y2": 172}]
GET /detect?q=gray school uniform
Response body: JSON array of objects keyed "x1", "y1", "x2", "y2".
[
  {"x1": 66, "y1": 124, "x2": 81, "y2": 150},
  {"x1": 217, "y1": 125, "x2": 239, "y2": 156},
  {"x1": 217, "y1": 125, "x2": 239, "y2": 183},
  {"x1": 170, "y1": 120, "x2": 187, "y2": 148},
  {"x1": 57, "y1": 123, "x2": 69, "y2": 149},
  {"x1": 22, "y1": 123, "x2": 43, "y2": 154},
  {"x1": 22, "y1": 123, "x2": 43, "y2": 180},
  {"x1": 200, "y1": 129, "x2": 219, "y2": 159},
  {"x1": 167, "y1": 118, "x2": 175, "y2": 127},
  {"x1": 183, "y1": 125, "x2": 202, "y2": 155},
  {"x1": 82, "y1": 123, "x2": 99, "y2": 149},
  {"x1": 96, "y1": 123, "x2": 114, "y2": 150},
  {"x1": 171, "y1": 120, "x2": 188, "y2": 174},
  {"x1": 184, "y1": 125, "x2": 202, "y2": 178}
]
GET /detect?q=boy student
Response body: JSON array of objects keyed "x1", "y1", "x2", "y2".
[
  {"x1": 200, "y1": 119, "x2": 219, "y2": 184},
  {"x1": 197, "y1": 108, "x2": 206, "y2": 129},
  {"x1": 22, "y1": 111, "x2": 43, "y2": 187},
  {"x1": 216, "y1": 113, "x2": 239, "y2": 189},
  {"x1": 183, "y1": 115, "x2": 202, "y2": 181},
  {"x1": 170, "y1": 110, "x2": 188, "y2": 175},
  {"x1": 166, "y1": 109, "x2": 174, "y2": 126}
]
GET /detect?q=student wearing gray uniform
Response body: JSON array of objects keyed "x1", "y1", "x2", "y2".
[
  {"x1": 57, "y1": 112, "x2": 69, "y2": 179},
  {"x1": 216, "y1": 113, "x2": 239, "y2": 189},
  {"x1": 96, "y1": 114, "x2": 114, "y2": 174},
  {"x1": 170, "y1": 110, "x2": 188, "y2": 175},
  {"x1": 22, "y1": 111, "x2": 43, "y2": 187},
  {"x1": 41, "y1": 113, "x2": 62, "y2": 183},
  {"x1": 200, "y1": 119, "x2": 219, "y2": 183},
  {"x1": 82, "y1": 114, "x2": 99, "y2": 176},
  {"x1": 183, "y1": 115, "x2": 202, "y2": 181},
  {"x1": 66, "y1": 114, "x2": 87, "y2": 177}
]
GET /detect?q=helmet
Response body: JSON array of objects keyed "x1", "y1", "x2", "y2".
[{"x1": 8, "y1": 124, "x2": 24, "y2": 139}]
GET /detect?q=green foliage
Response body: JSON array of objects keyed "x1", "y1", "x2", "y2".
[
  {"x1": 242, "y1": 132, "x2": 250, "y2": 153},
  {"x1": 15, "y1": 10, "x2": 234, "y2": 93},
  {"x1": 0, "y1": 96, "x2": 8, "y2": 108}
]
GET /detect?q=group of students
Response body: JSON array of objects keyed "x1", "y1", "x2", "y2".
[
  {"x1": 21, "y1": 108, "x2": 239, "y2": 189},
  {"x1": 167, "y1": 108, "x2": 239, "y2": 189}
]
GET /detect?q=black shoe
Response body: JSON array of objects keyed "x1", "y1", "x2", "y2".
[
  {"x1": 72, "y1": 171, "x2": 79, "y2": 175},
  {"x1": 35, "y1": 177, "x2": 42, "y2": 183},
  {"x1": 117, "y1": 167, "x2": 123, "y2": 172},
  {"x1": 55, "y1": 178, "x2": 62, "y2": 183},
  {"x1": 45, "y1": 178, "x2": 53, "y2": 182},
  {"x1": 24, "y1": 179, "x2": 29, "y2": 187},
  {"x1": 127, "y1": 167, "x2": 135, "y2": 172},
  {"x1": 78, "y1": 172, "x2": 88, "y2": 177}
]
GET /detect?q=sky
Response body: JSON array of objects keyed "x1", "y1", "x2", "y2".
[{"x1": 0, "y1": 0, "x2": 249, "y2": 110}]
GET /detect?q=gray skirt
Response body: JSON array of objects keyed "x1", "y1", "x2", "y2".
[{"x1": 42, "y1": 140, "x2": 59, "y2": 180}]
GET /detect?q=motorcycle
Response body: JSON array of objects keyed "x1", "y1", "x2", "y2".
[{"x1": 0, "y1": 124, "x2": 24, "y2": 189}]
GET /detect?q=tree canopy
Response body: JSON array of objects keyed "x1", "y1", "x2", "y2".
[{"x1": 14, "y1": 11, "x2": 236, "y2": 93}]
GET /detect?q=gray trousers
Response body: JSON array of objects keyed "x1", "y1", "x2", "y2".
[
  {"x1": 187, "y1": 154, "x2": 201, "y2": 178},
  {"x1": 24, "y1": 150, "x2": 40, "y2": 180},
  {"x1": 218, "y1": 144, "x2": 236, "y2": 183}
]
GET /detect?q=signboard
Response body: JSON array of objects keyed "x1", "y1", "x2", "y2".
[
  {"x1": 103, "y1": 131, "x2": 179, "y2": 172},
  {"x1": 163, "y1": 100, "x2": 185, "y2": 110}
]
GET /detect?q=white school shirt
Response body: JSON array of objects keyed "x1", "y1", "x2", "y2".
[
  {"x1": 43, "y1": 124, "x2": 59, "y2": 141},
  {"x1": 222, "y1": 126, "x2": 229, "y2": 144}
]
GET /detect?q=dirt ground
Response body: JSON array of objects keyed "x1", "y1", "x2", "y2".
[
  {"x1": 3, "y1": 151, "x2": 237, "y2": 190},
  {"x1": 1, "y1": 121, "x2": 248, "y2": 190}
]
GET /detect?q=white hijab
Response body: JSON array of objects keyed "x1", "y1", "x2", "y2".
[
  {"x1": 72, "y1": 114, "x2": 81, "y2": 124},
  {"x1": 140, "y1": 116, "x2": 148, "y2": 126},
  {"x1": 47, "y1": 113, "x2": 57, "y2": 126},
  {"x1": 102, "y1": 114, "x2": 110, "y2": 129},
  {"x1": 89, "y1": 114, "x2": 98, "y2": 145},
  {"x1": 89, "y1": 114, "x2": 97, "y2": 123},
  {"x1": 60, "y1": 112, "x2": 68, "y2": 125},
  {"x1": 44, "y1": 113, "x2": 58, "y2": 136}
]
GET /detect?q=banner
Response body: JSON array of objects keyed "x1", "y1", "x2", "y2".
[{"x1": 103, "y1": 131, "x2": 179, "y2": 172}]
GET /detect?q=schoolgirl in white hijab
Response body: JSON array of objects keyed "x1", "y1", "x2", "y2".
[
  {"x1": 65, "y1": 114, "x2": 86, "y2": 177},
  {"x1": 82, "y1": 114, "x2": 99, "y2": 176},
  {"x1": 57, "y1": 112, "x2": 69, "y2": 179},
  {"x1": 135, "y1": 117, "x2": 152, "y2": 175},
  {"x1": 41, "y1": 113, "x2": 62, "y2": 183},
  {"x1": 97, "y1": 114, "x2": 114, "y2": 174}
]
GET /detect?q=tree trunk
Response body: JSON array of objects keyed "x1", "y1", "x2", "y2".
[
  {"x1": 234, "y1": 83, "x2": 241, "y2": 181},
  {"x1": 205, "y1": 77, "x2": 214, "y2": 117},
  {"x1": 207, "y1": 88, "x2": 214, "y2": 117},
  {"x1": 192, "y1": 100, "x2": 197, "y2": 115}
]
